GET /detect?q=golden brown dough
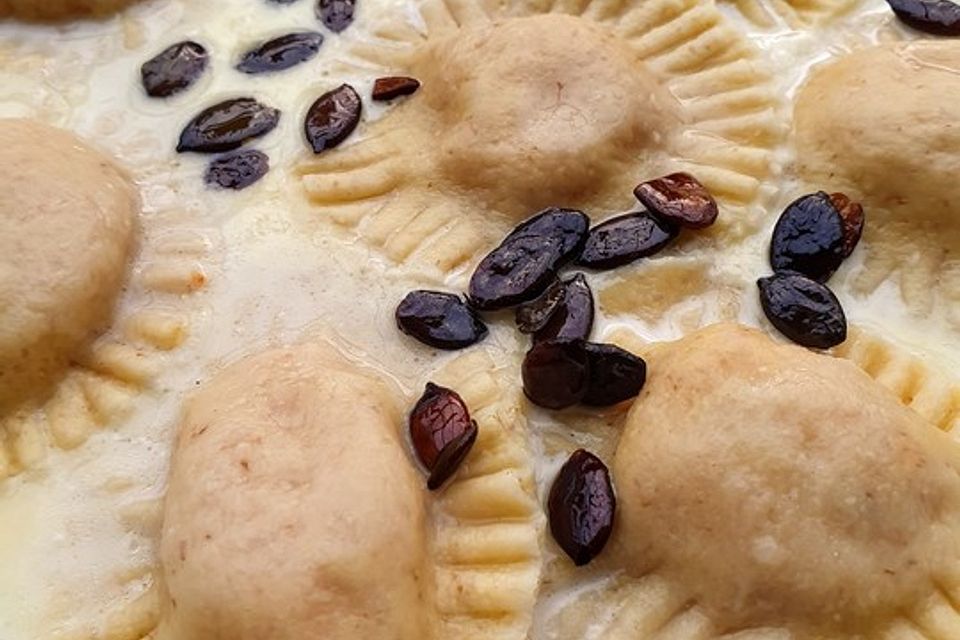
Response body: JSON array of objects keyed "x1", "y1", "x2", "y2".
[
  {"x1": 613, "y1": 324, "x2": 960, "y2": 634},
  {"x1": 0, "y1": 0, "x2": 140, "y2": 21},
  {"x1": 157, "y1": 343, "x2": 432, "y2": 640},
  {"x1": 0, "y1": 118, "x2": 138, "y2": 409}
]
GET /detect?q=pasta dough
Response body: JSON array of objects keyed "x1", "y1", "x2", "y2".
[
  {"x1": 157, "y1": 342, "x2": 431, "y2": 640},
  {"x1": 0, "y1": 118, "x2": 138, "y2": 409},
  {"x1": 613, "y1": 323, "x2": 960, "y2": 634},
  {"x1": 0, "y1": 0, "x2": 140, "y2": 21}
]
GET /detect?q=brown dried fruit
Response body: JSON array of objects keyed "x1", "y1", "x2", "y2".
[
  {"x1": 427, "y1": 423, "x2": 478, "y2": 491},
  {"x1": 204, "y1": 150, "x2": 269, "y2": 190},
  {"x1": 316, "y1": 0, "x2": 356, "y2": 32},
  {"x1": 177, "y1": 98, "x2": 280, "y2": 154},
  {"x1": 829, "y1": 192, "x2": 865, "y2": 258},
  {"x1": 548, "y1": 449, "x2": 616, "y2": 566},
  {"x1": 141, "y1": 41, "x2": 208, "y2": 98},
  {"x1": 522, "y1": 339, "x2": 590, "y2": 410},
  {"x1": 372, "y1": 76, "x2": 421, "y2": 101},
  {"x1": 236, "y1": 31, "x2": 324, "y2": 74},
  {"x1": 304, "y1": 84, "x2": 362, "y2": 154},
  {"x1": 885, "y1": 0, "x2": 960, "y2": 35},
  {"x1": 633, "y1": 172, "x2": 719, "y2": 230},
  {"x1": 409, "y1": 383, "x2": 475, "y2": 471}
]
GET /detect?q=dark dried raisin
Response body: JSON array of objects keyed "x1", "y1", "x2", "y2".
[
  {"x1": 316, "y1": 0, "x2": 356, "y2": 32},
  {"x1": 548, "y1": 449, "x2": 616, "y2": 566},
  {"x1": 515, "y1": 278, "x2": 566, "y2": 334},
  {"x1": 829, "y1": 192, "x2": 865, "y2": 258},
  {"x1": 408, "y1": 383, "x2": 474, "y2": 470},
  {"x1": 534, "y1": 274, "x2": 594, "y2": 343},
  {"x1": 304, "y1": 84, "x2": 362, "y2": 154},
  {"x1": 396, "y1": 290, "x2": 488, "y2": 350},
  {"x1": 204, "y1": 150, "x2": 269, "y2": 190},
  {"x1": 522, "y1": 339, "x2": 590, "y2": 410},
  {"x1": 886, "y1": 0, "x2": 960, "y2": 34},
  {"x1": 582, "y1": 343, "x2": 646, "y2": 407},
  {"x1": 758, "y1": 272, "x2": 847, "y2": 349},
  {"x1": 634, "y1": 172, "x2": 719, "y2": 230},
  {"x1": 177, "y1": 98, "x2": 280, "y2": 153},
  {"x1": 468, "y1": 208, "x2": 589, "y2": 311},
  {"x1": 577, "y1": 211, "x2": 677, "y2": 270},
  {"x1": 770, "y1": 192, "x2": 846, "y2": 282},
  {"x1": 236, "y1": 32, "x2": 324, "y2": 74},
  {"x1": 427, "y1": 423, "x2": 478, "y2": 490},
  {"x1": 141, "y1": 41, "x2": 208, "y2": 98},
  {"x1": 372, "y1": 76, "x2": 421, "y2": 101}
]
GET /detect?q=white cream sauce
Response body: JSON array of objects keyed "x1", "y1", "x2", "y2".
[{"x1": 0, "y1": 0, "x2": 956, "y2": 637}]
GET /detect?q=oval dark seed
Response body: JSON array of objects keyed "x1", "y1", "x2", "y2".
[
  {"x1": 396, "y1": 290, "x2": 488, "y2": 350},
  {"x1": 758, "y1": 272, "x2": 847, "y2": 349},
  {"x1": 408, "y1": 383, "x2": 473, "y2": 470},
  {"x1": 468, "y1": 208, "x2": 590, "y2": 311},
  {"x1": 577, "y1": 211, "x2": 678, "y2": 271},
  {"x1": 770, "y1": 192, "x2": 847, "y2": 283},
  {"x1": 535, "y1": 274, "x2": 594, "y2": 343},
  {"x1": 548, "y1": 449, "x2": 616, "y2": 566},
  {"x1": 582, "y1": 343, "x2": 646, "y2": 407},
  {"x1": 372, "y1": 76, "x2": 421, "y2": 101},
  {"x1": 141, "y1": 41, "x2": 208, "y2": 98},
  {"x1": 427, "y1": 421, "x2": 478, "y2": 491},
  {"x1": 177, "y1": 98, "x2": 280, "y2": 154},
  {"x1": 522, "y1": 339, "x2": 590, "y2": 410},
  {"x1": 516, "y1": 278, "x2": 566, "y2": 334},
  {"x1": 886, "y1": 0, "x2": 960, "y2": 34},
  {"x1": 304, "y1": 84, "x2": 362, "y2": 154},
  {"x1": 204, "y1": 150, "x2": 270, "y2": 190},
  {"x1": 829, "y1": 192, "x2": 865, "y2": 258},
  {"x1": 633, "y1": 172, "x2": 719, "y2": 230},
  {"x1": 236, "y1": 31, "x2": 324, "y2": 74},
  {"x1": 316, "y1": 0, "x2": 356, "y2": 32}
]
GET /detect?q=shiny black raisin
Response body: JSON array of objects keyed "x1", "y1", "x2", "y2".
[
  {"x1": 634, "y1": 172, "x2": 719, "y2": 230},
  {"x1": 468, "y1": 208, "x2": 589, "y2": 311},
  {"x1": 886, "y1": 0, "x2": 960, "y2": 34},
  {"x1": 141, "y1": 41, "x2": 208, "y2": 98},
  {"x1": 515, "y1": 278, "x2": 566, "y2": 334},
  {"x1": 372, "y1": 76, "x2": 421, "y2": 101},
  {"x1": 770, "y1": 192, "x2": 846, "y2": 283},
  {"x1": 177, "y1": 98, "x2": 280, "y2": 153},
  {"x1": 304, "y1": 84, "x2": 362, "y2": 154},
  {"x1": 582, "y1": 343, "x2": 646, "y2": 407},
  {"x1": 548, "y1": 449, "x2": 616, "y2": 566},
  {"x1": 409, "y1": 383, "x2": 474, "y2": 470},
  {"x1": 236, "y1": 32, "x2": 324, "y2": 74},
  {"x1": 577, "y1": 211, "x2": 678, "y2": 271},
  {"x1": 316, "y1": 0, "x2": 356, "y2": 32},
  {"x1": 521, "y1": 339, "x2": 590, "y2": 410},
  {"x1": 427, "y1": 422, "x2": 478, "y2": 490},
  {"x1": 396, "y1": 290, "x2": 488, "y2": 350},
  {"x1": 204, "y1": 150, "x2": 269, "y2": 190},
  {"x1": 534, "y1": 274, "x2": 594, "y2": 343},
  {"x1": 758, "y1": 272, "x2": 847, "y2": 349}
]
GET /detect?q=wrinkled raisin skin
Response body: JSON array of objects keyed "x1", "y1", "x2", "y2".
[
  {"x1": 408, "y1": 383, "x2": 473, "y2": 470},
  {"x1": 204, "y1": 150, "x2": 270, "y2": 190},
  {"x1": 521, "y1": 339, "x2": 590, "y2": 410},
  {"x1": 770, "y1": 192, "x2": 847, "y2": 283},
  {"x1": 886, "y1": 0, "x2": 960, "y2": 34},
  {"x1": 633, "y1": 172, "x2": 719, "y2": 230},
  {"x1": 427, "y1": 422, "x2": 478, "y2": 490},
  {"x1": 829, "y1": 192, "x2": 865, "y2": 259},
  {"x1": 236, "y1": 32, "x2": 324, "y2": 74},
  {"x1": 316, "y1": 0, "x2": 356, "y2": 32},
  {"x1": 515, "y1": 279, "x2": 566, "y2": 334},
  {"x1": 304, "y1": 84, "x2": 362, "y2": 154},
  {"x1": 582, "y1": 343, "x2": 646, "y2": 407},
  {"x1": 548, "y1": 449, "x2": 616, "y2": 566},
  {"x1": 177, "y1": 98, "x2": 280, "y2": 154},
  {"x1": 396, "y1": 290, "x2": 488, "y2": 350},
  {"x1": 469, "y1": 208, "x2": 589, "y2": 311},
  {"x1": 577, "y1": 211, "x2": 677, "y2": 271},
  {"x1": 141, "y1": 41, "x2": 208, "y2": 99},
  {"x1": 758, "y1": 272, "x2": 847, "y2": 349},
  {"x1": 534, "y1": 274, "x2": 594, "y2": 343},
  {"x1": 372, "y1": 76, "x2": 421, "y2": 101}
]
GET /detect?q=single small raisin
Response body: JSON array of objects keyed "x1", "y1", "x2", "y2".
[
  {"x1": 468, "y1": 208, "x2": 589, "y2": 311},
  {"x1": 316, "y1": 0, "x2": 356, "y2": 32},
  {"x1": 396, "y1": 290, "x2": 488, "y2": 350},
  {"x1": 427, "y1": 423, "x2": 478, "y2": 490},
  {"x1": 770, "y1": 192, "x2": 848, "y2": 282},
  {"x1": 236, "y1": 32, "x2": 324, "y2": 74},
  {"x1": 304, "y1": 84, "x2": 362, "y2": 154},
  {"x1": 582, "y1": 343, "x2": 646, "y2": 407},
  {"x1": 829, "y1": 192, "x2": 865, "y2": 258},
  {"x1": 577, "y1": 211, "x2": 678, "y2": 270},
  {"x1": 141, "y1": 41, "x2": 208, "y2": 98},
  {"x1": 177, "y1": 98, "x2": 280, "y2": 153},
  {"x1": 372, "y1": 76, "x2": 421, "y2": 101},
  {"x1": 515, "y1": 278, "x2": 566, "y2": 334},
  {"x1": 204, "y1": 150, "x2": 269, "y2": 190},
  {"x1": 522, "y1": 339, "x2": 590, "y2": 410},
  {"x1": 548, "y1": 449, "x2": 616, "y2": 566},
  {"x1": 886, "y1": 0, "x2": 960, "y2": 34},
  {"x1": 758, "y1": 272, "x2": 847, "y2": 349},
  {"x1": 534, "y1": 274, "x2": 594, "y2": 343},
  {"x1": 408, "y1": 383, "x2": 474, "y2": 469},
  {"x1": 633, "y1": 172, "x2": 719, "y2": 230}
]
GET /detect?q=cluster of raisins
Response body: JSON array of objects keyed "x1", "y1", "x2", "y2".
[{"x1": 758, "y1": 191, "x2": 864, "y2": 349}]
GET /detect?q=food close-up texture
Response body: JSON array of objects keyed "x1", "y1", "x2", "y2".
[{"x1": 1, "y1": 0, "x2": 960, "y2": 639}]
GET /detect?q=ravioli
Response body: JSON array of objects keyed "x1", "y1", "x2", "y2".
[
  {"x1": 794, "y1": 42, "x2": 960, "y2": 324},
  {"x1": 0, "y1": 0, "x2": 140, "y2": 20},
  {"x1": 300, "y1": 0, "x2": 781, "y2": 273}
]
